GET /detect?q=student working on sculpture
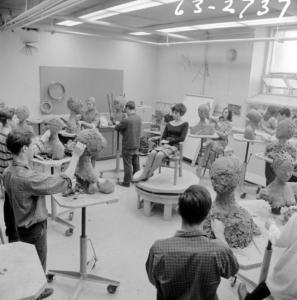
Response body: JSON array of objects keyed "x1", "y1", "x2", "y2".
[
  {"x1": 260, "y1": 105, "x2": 279, "y2": 136},
  {"x1": 115, "y1": 101, "x2": 142, "y2": 187},
  {"x1": 146, "y1": 184, "x2": 239, "y2": 300},
  {"x1": 80, "y1": 97, "x2": 100, "y2": 129},
  {"x1": 238, "y1": 213, "x2": 297, "y2": 300},
  {"x1": 3, "y1": 129, "x2": 85, "y2": 300},
  {"x1": 133, "y1": 103, "x2": 189, "y2": 182},
  {"x1": 0, "y1": 109, "x2": 18, "y2": 243}
]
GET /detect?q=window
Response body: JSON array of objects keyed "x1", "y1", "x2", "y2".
[{"x1": 270, "y1": 29, "x2": 297, "y2": 73}]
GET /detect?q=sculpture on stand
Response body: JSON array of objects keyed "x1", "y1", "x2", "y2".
[
  {"x1": 63, "y1": 128, "x2": 113, "y2": 195},
  {"x1": 64, "y1": 97, "x2": 83, "y2": 134},
  {"x1": 203, "y1": 156, "x2": 261, "y2": 248},
  {"x1": 260, "y1": 157, "x2": 297, "y2": 215},
  {"x1": 42, "y1": 117, "x2": 65, "y2": 160},
  {"x1": 244, "y1": 109, "x2": 262, "y2": 140},
  {"x1": 190, "y1": 103, "x2": 215, "y2": 135},
  {"x1": 265, "y1": 119, "x2": 297, "y2": 161},
  {"x1": 15, "y1": 106, "x2": 34, "y2": 133}
]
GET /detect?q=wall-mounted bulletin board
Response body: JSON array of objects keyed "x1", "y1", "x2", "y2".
[{"x1": 39, "y1": 66, "x2": 123, "y2": 115}]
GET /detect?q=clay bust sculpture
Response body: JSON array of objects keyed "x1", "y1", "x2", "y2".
[
  {"x1": 42, "y1": 117, "x2": 65, "y2": 160},
  {"x1": 265, "y1": 119, "x2": 297, "y2": 161},
  {"x1": 15, "y1": 106, "x2": 34, "y2": 133},
  {"x1": 244, "y1": 109, "x2": 262, "y2": 140},
  {"x1": 190, "y1": 103, "x2": 215, "y2": 135},
  {"x1": 203, "y1": 156, "x2": 261, "y2": 248},
  {"x1": 64, "y1": 97, "x2": 83, "y2": 134},
  {"x1": 260, "y1": 157, "x2": 297, "y2": 214},
  {"x1": 71, "y1": 128, "x2": 114, "y2": 195}
]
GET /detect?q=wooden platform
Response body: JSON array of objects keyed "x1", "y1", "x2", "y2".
[{"x1": 134, "y1": 168, "x2": 199, "y2": 220}]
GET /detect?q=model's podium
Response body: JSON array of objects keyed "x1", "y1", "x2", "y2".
[{"x1": 49, "y1": 192, "x2": 120, "y2": 300}]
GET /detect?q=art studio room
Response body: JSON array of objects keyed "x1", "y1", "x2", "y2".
[{"x1": 1, "y1": 0, "x2": 297, "y2": 300}]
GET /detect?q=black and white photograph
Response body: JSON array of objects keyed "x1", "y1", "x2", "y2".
[{"x1": 0, "y1": 0, "x2": 297, "y2": 299}]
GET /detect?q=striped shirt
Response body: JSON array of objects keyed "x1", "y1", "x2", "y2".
[{"x1": 0, "y1": 132, "x2": 12, "y2": 175}]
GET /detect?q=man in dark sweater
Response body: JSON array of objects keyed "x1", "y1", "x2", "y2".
[{"x1": 115, "y1": 101, "x2": 142, "y2": 187}]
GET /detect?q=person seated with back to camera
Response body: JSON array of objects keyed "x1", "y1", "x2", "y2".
[
  {"x1": 146, "y1": 184, "x2": 239, "y2": 300},
  {"x1": 133, "y1": 103, "x2": 189, "y2": 182},
  {"x1": 202, "y1": 107, "x2": 233, "y2": 169}
]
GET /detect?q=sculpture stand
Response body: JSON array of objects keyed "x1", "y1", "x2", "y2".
[
  {"x1": 233, "y1": 134, "x2": 265, "y2": 198},
  {"x1": 32, "y1": 157, "x2": 75, "y2": 236},
  {"x1": 49, "y1": 193, "x2": 120, "y2": 300}
]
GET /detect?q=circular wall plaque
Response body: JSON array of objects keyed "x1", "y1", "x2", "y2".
[
  {"x1": 48, "y1": 81, "x2": 65, "y2": 101},
  {"x1": 40, "y1": 100, "x2": 53, "y2": 114}
]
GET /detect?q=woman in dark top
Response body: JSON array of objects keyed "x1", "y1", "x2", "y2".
[{"x1": 133, "y1": 103, "x2": 188, "y2": 182}]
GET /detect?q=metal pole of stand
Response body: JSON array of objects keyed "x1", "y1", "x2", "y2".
[
  {"x1": 80, "y1": 207, "x2": 87, "y2": 276},
  {"x1": 259, "y1": 240, "x2": 272, "y2": 283}
]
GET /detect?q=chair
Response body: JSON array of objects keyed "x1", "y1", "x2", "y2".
[{"x1": 158, "y1": 142, "x2": 183, "y2": 185}]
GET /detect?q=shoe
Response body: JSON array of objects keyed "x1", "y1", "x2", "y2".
[
  {"x1": 237, "y1": 283, "x2": 248, "y2": 300},
  {"x1": 117, "y1": 182, "x2": 130, "y2": 187},
  {"x1": 37, "y1": 288, "x2": 54, "y2": 300}
]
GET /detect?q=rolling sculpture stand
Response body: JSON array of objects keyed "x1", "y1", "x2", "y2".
[
  {"x1": 32, "y1": 157, "x2": 75, "y2": 236},
  {"x1": 100, "y1": 128, "x2": 123, "y2": 182},
  {"x1": 233, "y1": 134, "x2": 265, "y2": 199},
  {"x1": 48, "y1": 193, "x2": 120, "y2": 300},
  {"x1": 188, "y1": 133, "x2": 219, "y2": 177}
]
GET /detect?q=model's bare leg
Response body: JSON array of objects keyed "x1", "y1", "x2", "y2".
[
  {"x1": 148, "y1": 151, "x2": 166, "y2": 177},
  {"x1": 133, "y1": 151, "x2": 157, "y2": 182}
]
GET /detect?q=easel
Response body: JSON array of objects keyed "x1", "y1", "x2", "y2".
[
  {"x1": 49, "y1": 193, "x2": 120, "y2": 300},
  {"x1": 32, "y1": 157, "x2": 75, "y2": 236}
]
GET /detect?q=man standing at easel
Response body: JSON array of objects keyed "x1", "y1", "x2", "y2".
[{"x1": 115, "y1": 101, "x2": 142, "y2": 187}]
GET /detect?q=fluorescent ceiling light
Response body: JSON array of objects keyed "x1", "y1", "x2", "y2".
[
  {"x1": 80, "y1": 10, "x2": 119, "y2": 20},
  {"x1": 80, "y1": 0, "x2": 179, "y2": 21},
  {"x1": 241, "y1": 16, "x2": 297, "y2": 26},
  {"x1": 158, "y1": 26, "x2": 197, "y2": 33},
  {"x1": 129, "y1": 32, "x2": 152, "y2": 35},
  {"x1": 193, "y1": 22, "x2": 244, "y2": 30},
  {"x1": 56, "y1": 20, "x2": 83, "y2": 26}
]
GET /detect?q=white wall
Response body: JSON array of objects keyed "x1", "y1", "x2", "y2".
[
  {"x1": 0, "y1": 31, "x2": 158, "y2": 117},
  {"x1": 155, "y1": 41, "x2": 254, "y2": 128}
]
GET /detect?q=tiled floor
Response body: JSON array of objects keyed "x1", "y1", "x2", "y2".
[{"x1": 0, "y1": 158, "x2": 266, "y2": 300}]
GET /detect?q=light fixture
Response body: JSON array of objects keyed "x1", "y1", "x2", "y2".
[
  {"x1": 240, "y1": 16, "x2": 297, "y2": 26},
  {"x1": 157, "y1": 26, "x2": 197, "y2": 33},
  {"x1": 80, "y1": 10, "x2": 119, "y2": 21},
  {"x1": 80, "y1": 0, "x2": 179, "y2": 21},
  {"x1": 193, "y1": 22, "x2": 244, "y2": 30},
  {"x1": 129, "y1": 32, "x2": 152, "y2": 35},
  {"x1": 56, "y1": 20, "x2": 82, "y2": 26}
]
